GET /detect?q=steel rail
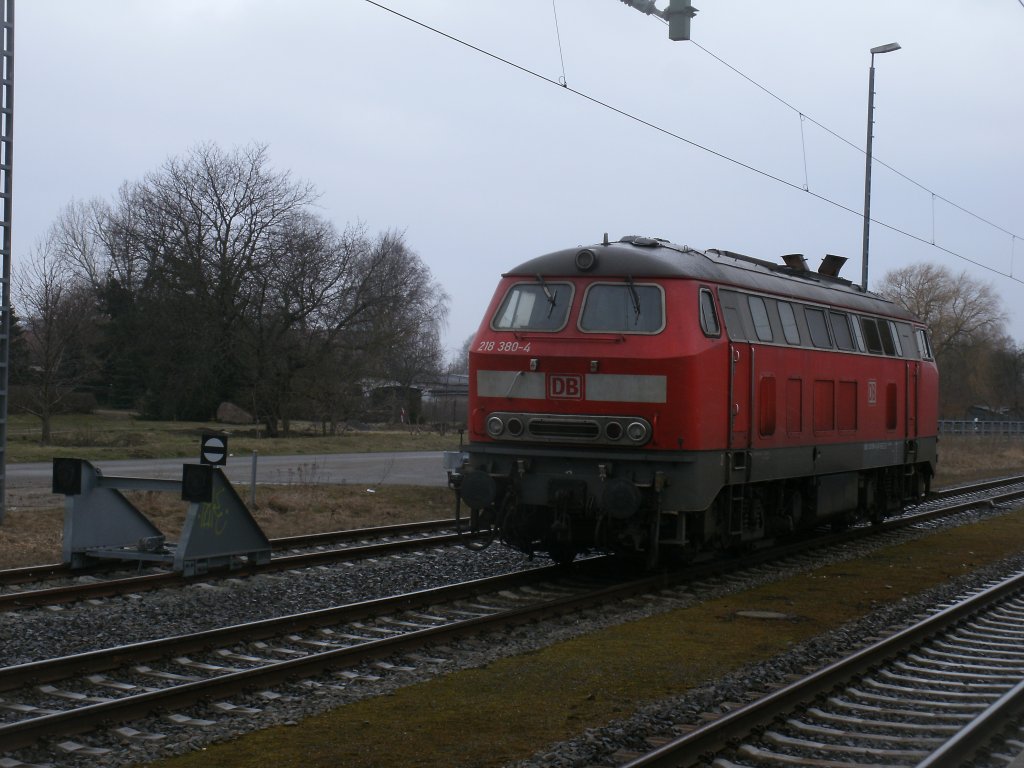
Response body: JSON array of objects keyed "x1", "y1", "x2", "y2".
[
  {"x1": 619, "y1": 569, "x2": 1024, "y2": 767},
  {"x1": 5, "y1": 474, "x2": 1024, "y2": 612},
  {"x1": 4, "y1": 483, "x2": 1024, "y2": 755},
  {"x1": 0, "y1": 517, "x2": 459, "y2": 586},
  {"x1": 916, "y1": 679, "x2": 1024, "y2": 767},
  {"x1": 0, "y1": 526, "x2": 477, "y2": 610},
  {"x1": 0, "y1": 564, "x2": 572, "y2": 693},
  {"x1": 5, "y1": 472, "x2": 1022, "y2": 589},
  {"x1": 0, "y1": 558, "x2": 644, "y2": 751}
]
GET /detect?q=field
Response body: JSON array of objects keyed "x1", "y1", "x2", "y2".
[
  {"x1": 6, "y1": 411, "x2": 460, "y2": 463},
  {"x1": 0, "y1": 411, "x2": 1018, "y2": 568}
]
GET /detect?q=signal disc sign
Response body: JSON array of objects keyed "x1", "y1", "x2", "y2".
[{"x1": 200, "y1": 434, "x2": 228, "y2": 466}]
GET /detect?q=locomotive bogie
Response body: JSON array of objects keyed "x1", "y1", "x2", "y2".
[{"x1": 451, "y1": 236, "x2": 939, "y2": 565}]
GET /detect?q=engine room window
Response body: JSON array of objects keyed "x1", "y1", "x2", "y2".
[
  {"x1": 778, "y1": 301, "x2": 801, "y2": 345},
  {"x1": 850, "y1": 315, "x2": 866, "y2": 352},
  {"x1": 492, "y1": 281, "x2": 573, "y2": 332},
  {"x1": 861, "y1": 317, "x2": 883, "y2": 354},
  {"x1": 805, "y1": 308, "x2": 833, "y2": 349},
  {"x1": 887, "y1": 321, "x2": 904, "y2": 357},
  {"x1": 829, "y1": 311, "x2": 856, "y2": 351},
  {"x1": 748, "y1": 296, "x2": 773, "y2": 342},
  {"x1": 699, "y1": 288, "x2": 721, "y2": 337},
  {"x1": 580, "y1": 282, "x2": 664, "y2": 333},
  {"x1": 878, "y1": 320, "x2": 898, "y2": 356}
]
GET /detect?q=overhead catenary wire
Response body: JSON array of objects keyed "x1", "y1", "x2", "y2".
[
  {"x1": 687, "y1": 37, "x2": 1020, "y2": 242},
  {"x1": 362, "y1": 1, "x2": 1023, "y2": 286}
]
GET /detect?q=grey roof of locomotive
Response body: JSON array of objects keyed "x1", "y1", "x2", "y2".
[{"x1": 504, "y1": 236, "x2": 920, "y2": 324}]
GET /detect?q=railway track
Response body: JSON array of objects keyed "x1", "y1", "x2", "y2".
[
  {"x1": 0, "y1": 518, "x2": 473, "y2": 610},
  {"x1": 2, "y1": 474, "x2": 1024, "y2": 764},
  {"x1": 0, "y1": 558, "x2": 649, "y2": 753},
  {"x1": 0, "y1": 517, "x2": 460, "y2": 586},
  {"x1": 3, "y1": 479, "x2": 1024, "y2": 760},
  {"x1": 618, "y1": 569, "x2": 1024, "y2": 767},
  {"x1": 3, "y1": 474, "x2": 1023, "y2": 613}
]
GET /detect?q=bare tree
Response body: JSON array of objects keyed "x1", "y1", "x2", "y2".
[
  {"x1": 14, "y1": 237, "x2": 100, "y2": 443},
  {"x1": 239, "y1": 212, "x2": 356, "y2": 435},
  {"x1": 879, "y1": 263, "x2": 1008, "y2": 417},
  {"x1": 49, "y1": 198, "x2": 109, "y2": 289},
  {"x1": 97, "y1": 142, "x2": 321, "y2": 419},
  {"x1": 878, "y1": 263, "x2": 1006, "y2": 357},
  {"x1": 297, "y1": 227, "x2": 449, "y2": 432},
  {"x1": 27, "y1": 144, "x2": 452, "y2": 432},
  {"x1": 450, "y1": 333, "x2": 475, "y2": 374}
]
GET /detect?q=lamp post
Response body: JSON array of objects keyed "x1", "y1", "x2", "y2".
[{"x1": 861, "y1": 42, "x2": 901, "y2": 292}]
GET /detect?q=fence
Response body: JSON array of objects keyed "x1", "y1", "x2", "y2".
[{"x1": 939, "y1": 420, "x2": 1024, "y2": 437}]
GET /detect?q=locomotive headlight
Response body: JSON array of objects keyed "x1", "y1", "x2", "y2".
[
  {"x1": 604, "y1": 421, "x2": 624, "y2": 441},
  {"x1": 506, "y1": 417, "x2": 524, "y2": 436},
  {"x1": 486, "y1": 416, "x2": 505, "y2": 437},
  {"x1": 626, "y1": 421, "x2": 649, "y2": 443}
]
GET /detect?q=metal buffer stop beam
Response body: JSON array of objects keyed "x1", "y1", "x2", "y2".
[{"x1": 52, "y1": 457, "x2": 271, "y2": 577}]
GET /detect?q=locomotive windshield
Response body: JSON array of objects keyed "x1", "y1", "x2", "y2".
[
  {"x1": 579, "y1": 282, "x2": 664, "y2": 333},
  {"x1": 492, "y1": 281, "x2": 573, "y2": 331}
]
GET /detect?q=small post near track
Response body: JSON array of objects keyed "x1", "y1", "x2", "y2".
[{"x1": 250, "y1": 449, "x2": 258, "y2": 507}]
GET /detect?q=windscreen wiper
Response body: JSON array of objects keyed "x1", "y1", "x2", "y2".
[
  {"x1": 625, "y1": 275, "x2": 641, "y2": 323},
  {"x1": 536, "y1": 274, "x2": 558, "y2": 318}
]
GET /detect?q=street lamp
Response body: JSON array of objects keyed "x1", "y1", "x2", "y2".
[{"x1": 861, "y1": 42, "x2": 901, "y2": 292}]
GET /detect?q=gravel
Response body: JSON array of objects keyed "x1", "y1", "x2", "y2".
[{"x1": 1, "y1": 506, "x2": 1019, "y2": 768}]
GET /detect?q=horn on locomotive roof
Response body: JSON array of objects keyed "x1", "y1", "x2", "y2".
[
  {"x1": 782, "y1": 253, "x2": 809, "y2": 271},
  {"x1": 818, "y1": 254, "x2": 847, "y2": 278}
]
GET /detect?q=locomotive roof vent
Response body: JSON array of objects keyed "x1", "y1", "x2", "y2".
[
  {"x1": 782, "y1": 253, "x2": 809, "y2": 271},
  {"x1": 619, "y1": 235, "x2": 665, "y2": 248},
  {"x1": 818, "y1": 254, "x2": 847, "y2": 278}
]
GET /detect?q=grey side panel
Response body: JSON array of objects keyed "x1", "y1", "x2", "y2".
[
  {"x1": 586, "y1": 373, "x2": 666, "y2": 403},
  {"x1": 477, "y1": 371, "x2": 546, "y2": 399}
]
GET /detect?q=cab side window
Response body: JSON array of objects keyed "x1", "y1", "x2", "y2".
[
  {"x1": 699, "y1": 288, "x2": 721, "y2": 337},
  {"x1": 916, "y1": 328, "x2": 934, "y2": 360}
]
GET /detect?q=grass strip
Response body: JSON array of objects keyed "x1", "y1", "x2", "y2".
[{"x1": 153, "y1": 508, "x2": 1024, "y2": 768}]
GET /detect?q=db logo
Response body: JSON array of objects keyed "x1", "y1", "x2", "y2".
[{"x1": 548, "y1": 374, "x2": 583, "y2": 400}]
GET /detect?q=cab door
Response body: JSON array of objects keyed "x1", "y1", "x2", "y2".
[
  {"x1": 717, "y1": 290, "x2": 754, "y2": 457},
  {"x1": 729, "y1": 344, "x2": 753, "y2": 451},
  {"x1": 906, "y1": 360, "x2": 919, "y2": 439}
]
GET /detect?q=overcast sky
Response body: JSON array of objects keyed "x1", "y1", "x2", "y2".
[{"x1": 17, "y1": 0, "x2": 1024, "y2": 357}]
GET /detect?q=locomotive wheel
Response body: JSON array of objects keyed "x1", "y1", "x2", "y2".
[
  {"x1": 548, "y1": 543, "x2": 577, "y2": 566},
  {"x1": 462, "y1": 507, "x2": 497, "y2": 551}
]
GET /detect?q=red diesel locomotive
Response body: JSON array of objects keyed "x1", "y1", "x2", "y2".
[{"x1": 448, "y1": 235, "x2": 938, "y2": 565}]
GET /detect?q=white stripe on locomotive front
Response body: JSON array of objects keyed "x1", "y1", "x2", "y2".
[{"x1": 476, "y1": 370, "x2": 667, "y2": 404}]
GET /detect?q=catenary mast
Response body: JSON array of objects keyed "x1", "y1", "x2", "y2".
[{"x1": 0, "y1": 0, "x2": 13, "y2": 523}]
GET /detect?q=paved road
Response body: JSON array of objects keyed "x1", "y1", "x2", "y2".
[{"x1": 7, "y1": 451, "x2": 452, "y2": 492}]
